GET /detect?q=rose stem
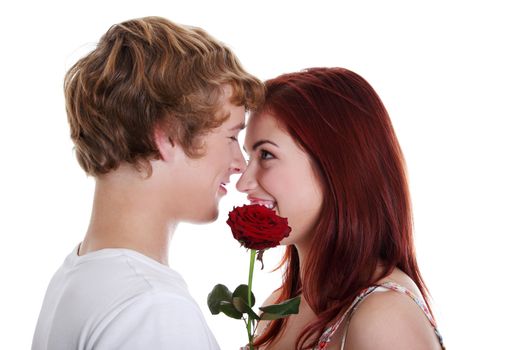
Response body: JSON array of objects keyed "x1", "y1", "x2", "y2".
[{"x1": 247, "y1": 248, "x2": 257, "y2": 348}]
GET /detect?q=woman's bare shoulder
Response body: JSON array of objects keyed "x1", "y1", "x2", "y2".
[{"x1": 343, "y1": 271, "x2": 440, "y2": 350}]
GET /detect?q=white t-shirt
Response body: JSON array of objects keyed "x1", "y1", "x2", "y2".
[{"x1": 32, "y1": 245, "x2": 220, "y2": 350}]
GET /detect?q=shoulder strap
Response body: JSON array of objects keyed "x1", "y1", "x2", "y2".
[
  {"x1": 377, "y1": 282, "x2": 437, "y2": 326},
  {"x1": 314, "y1": 285, "x2": 381, "y2": 349}
]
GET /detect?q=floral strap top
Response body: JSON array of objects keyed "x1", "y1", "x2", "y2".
[{"x1": 314, "y1": 281, "x2": 445, "y2": 350}]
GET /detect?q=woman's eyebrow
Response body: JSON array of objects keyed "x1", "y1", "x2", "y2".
[
  {"x1": 252, "y1": 140, "x2": 278, "y2": 151},
  {"x1": 243, "y1": 139, "x2": 279, "y2": 153}
]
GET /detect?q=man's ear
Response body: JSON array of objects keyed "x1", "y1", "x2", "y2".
[{"x1": 153, "y1": 126, "x2": 176, "y2": 161}]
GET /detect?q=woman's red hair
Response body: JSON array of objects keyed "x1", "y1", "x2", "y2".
[{"x1": 252, "y1": 67, "x2": 431, "y2": 349}]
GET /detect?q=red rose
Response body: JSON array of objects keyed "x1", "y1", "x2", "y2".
[{"x1": 227, "y1": 205, "x2": 291, "y2": 250}]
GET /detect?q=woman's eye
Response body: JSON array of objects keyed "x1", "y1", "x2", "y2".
[
  {"x1": 229, "y1": 136, "x2": 238, "y2": 142},
  {"x1": 260, "y1": 150, "x2": 275, "y2": 160}
]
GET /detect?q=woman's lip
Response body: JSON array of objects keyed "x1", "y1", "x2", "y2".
[
  {"x1": 219, "y1": 184, "x2": 227, "y2": 194},
  {"x1": 247, "y1": 196, "x2": 275, "y2": 202},
  {"x1": 247, "y1": 197, "x2": 276, "y2": 209}
]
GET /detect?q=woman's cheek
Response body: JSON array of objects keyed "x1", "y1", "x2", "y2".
[{"x1": 264, "y1": 171, "x2": 293, "y2": 200}]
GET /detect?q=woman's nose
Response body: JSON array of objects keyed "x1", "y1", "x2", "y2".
[{"x1": 236, "y1": 162, "x2": 257, "y2": 193}]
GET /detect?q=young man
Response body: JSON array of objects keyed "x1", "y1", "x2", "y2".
[{"x1": 32, "y1": 16, "x2": 264, "y2": 349}]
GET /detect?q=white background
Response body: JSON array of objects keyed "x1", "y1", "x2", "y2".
[{"x1": 1, "y1": 1, "x2": 523, "y2": 349}]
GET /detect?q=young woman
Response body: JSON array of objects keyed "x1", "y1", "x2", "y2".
[{"x1": 237, "y1": 67, "x2": 444, "y2": 349}]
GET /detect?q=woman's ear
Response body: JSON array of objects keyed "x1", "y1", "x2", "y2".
[{"x1": 153, "y1": 126, "x2": 176, "y2": 161}]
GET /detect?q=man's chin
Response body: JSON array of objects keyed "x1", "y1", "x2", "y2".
[{"x1": 186, "y1": 207, "x2": 219, "y2": 224}]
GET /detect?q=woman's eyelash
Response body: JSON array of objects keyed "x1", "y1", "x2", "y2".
[
  {"x1": 260, "y1": 149, "x2": 275, "y2": 160},
  {"x1": 245, "y1": 149, "x2": 276, "y2": 163},
  {"x1": 229, "y1": 136, "x2": 238, "y2": 142}
]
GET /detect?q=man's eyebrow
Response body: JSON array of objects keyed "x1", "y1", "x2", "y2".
[{"x1": 229, "y1": 122, "x2": 246, "y2": 131}]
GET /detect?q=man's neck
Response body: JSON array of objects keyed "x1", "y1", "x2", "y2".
[
  {"x1": 78, "y1": 172, "x2": 178, "y2": 266},
  {"x1": 79, "y1": 227, "x2": 174, "y2": 266}
]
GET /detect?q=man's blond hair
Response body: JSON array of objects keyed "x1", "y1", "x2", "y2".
[{"x1": 65, "y1": 16, "x2": 264, "y2": 176}]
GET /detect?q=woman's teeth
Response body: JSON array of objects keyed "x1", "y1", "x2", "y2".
[{"x1": 251, "y1": 201, "x2": 276, "y2": 210}]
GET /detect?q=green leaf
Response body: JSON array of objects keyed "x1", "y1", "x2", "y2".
[
  {"x1": 232, "y1": 284, "x2": 260, "y2": 320},
  {"x1": 259, "y1": 296, "x2": 301, "y2": 320},
  {"x1": 232, "y1": 297, "x2": 260, "y2": 320},
  {"x1": 232, "y1": 284, "x2": 256, "y2": 308},
  {"x1": 218, "y1": 301, "x2": 243, "y2": 319},
  {"x1": 207, "y1": 284, "x2": 233, "y2": 315}
]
